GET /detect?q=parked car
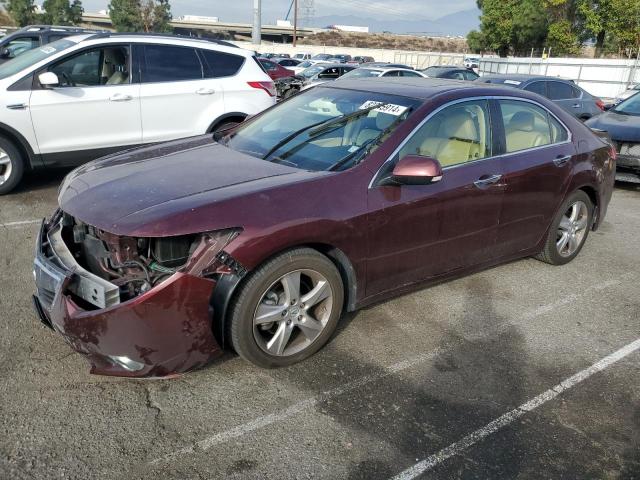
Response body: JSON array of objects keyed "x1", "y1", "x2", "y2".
[
  {"x1": 476, "y1": 74, "x2": 605, "y2": 120},
  {"x1": 292, "y1": 52, "x2": 311, "y2": 60},
  {"x1": 586, "y1": 92, "x2": 640, "y2": 182},
  {"x1": 422, "y1": 65, "x2": 479, "y2": 81},
  {"x1": 0, "y1": 25, "x2": 103, "y2": 64},
  {"x1": 0, "y1": 33, "x2": 275, "y2": 194},
  {"x1": 348, "y1": 55, "x2": 375, "y2": 65},
  {"x1": 273, "y1": 57, "x2": 301, "y2": 68},
  {"x1": 278, "y1": 63, "x2": 356, "y2": 98},
  {"x1": 464, "y1": 56, "x2": 480, "y2": 69},
  {"x1": 33, "y1": 78, "x2": 615, "y2": 377},
  {"x1": 612, "y1": 83, "x2": 639, "y2": 105},
  {"x1": 326, "y1": 54, "x2": 352, "y2": 63},
  {"x1": 258, "y1": 57, "x2": 295, "y2": 80},
  {"x1": 289, "y1": 59, "x2": 328, "y2": 75},
  {"x1": 338, "y1": 66, "x2": 425, "y2": 79},
  {"x1": 361, "y1": 62, "x2": 413, "y2": 70},
  {"x1": 311, "y1": 53, "x2": 333, "y2": 61}
]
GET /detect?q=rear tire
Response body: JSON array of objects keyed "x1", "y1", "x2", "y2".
[
  {"x1": 229, "y1": 248, "x2": 344, "y2": 368},
  {"x1": 535, "y1": 190, "x2": 593, "y2": 265},
  {"x1": 0, "y1": 136, "x2": 24, "y2": 195}
]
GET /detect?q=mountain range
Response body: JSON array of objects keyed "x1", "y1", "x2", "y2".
[{"x1": 308, "y1": 9, "x2": 481, "y2": 37}]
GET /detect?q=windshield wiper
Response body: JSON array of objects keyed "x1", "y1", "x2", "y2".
[
  {"x1": 262, "y1": 117, "x2": 337, "y2": 161},
  {"x1": 262, "y1": 102, "x2": 390, "y2": 162},
  {"x1": 327, "y1": 106, "x2": 413, "y2": 172},
  {"x1": 308, "y1": 103, "x2": 390, "y2": 138}
]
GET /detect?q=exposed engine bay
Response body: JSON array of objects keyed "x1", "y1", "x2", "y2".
[{"x1": 55, "y1": 211, "x2": 243, "y2": 307}]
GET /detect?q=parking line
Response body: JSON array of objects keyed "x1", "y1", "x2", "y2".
[
  {"x1": 147, "y1": 272, "x2": 635, "y2": 467},
  {"x1": 0, "y1": 219, "x2": 41, "y2": 228},
  {"x1": 148, "y1": 348, "x2": 444, "y2": 466},
  {"x1": 390, "y1": 337, "x2": 640, "y2": 480}
]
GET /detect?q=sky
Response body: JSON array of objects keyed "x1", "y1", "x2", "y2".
[{"x1": 79, "y1": 0, "x2": 477, "y2": 24}]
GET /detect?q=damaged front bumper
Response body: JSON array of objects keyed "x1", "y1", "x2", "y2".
[{"x1": 32, "y1": 217, "x2": 223, "y2": 378}]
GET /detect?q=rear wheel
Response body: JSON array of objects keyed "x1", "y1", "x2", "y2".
[
  {"x1": 229, "y1": 248, "x2": 344, "y2": 368},
  {"x1": 0, "y1": 136, "x2": 25, "y2": 195},
  {"x1": 535, "y1": 190, "x2": 593, "y2": 265}
]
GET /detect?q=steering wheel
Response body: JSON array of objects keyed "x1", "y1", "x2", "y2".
[{"x1": 61, "y1": 72, "x2": 75, "y2": 87}]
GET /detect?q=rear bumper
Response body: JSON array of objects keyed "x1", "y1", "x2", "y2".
[{"x1": 33, "y1": 219, "x2": 222, "y2": 378}]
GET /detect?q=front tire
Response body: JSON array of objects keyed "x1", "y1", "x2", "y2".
[
  {"x1": 229, "y1": 248, "x2": 344, "y2": 368},
  {"x1": 535, "y1": 190, "x2": 593, "y2": 265},
  {"x1": 0, "y1": 136, "x2": 25, "y2": 195}
]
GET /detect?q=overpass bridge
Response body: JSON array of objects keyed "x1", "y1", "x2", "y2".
[{"x1": 81, "y1": 13, "x2": 319, "y2": 43}]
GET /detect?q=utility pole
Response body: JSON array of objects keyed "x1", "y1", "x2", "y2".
[
  {"x1": 293, "y1": 0, "x2": 298, "y2": 47},
  {"x1": 252, "y1": 0, "x2": 261, "y2": 45}
]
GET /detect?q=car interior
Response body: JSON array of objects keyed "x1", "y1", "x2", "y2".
[
  {"x1": 402, "y1": 102, "x2": 490, "y2": 166},
  {"x1": 50, "y1": 46, "x2": 130, "y2": 87}
]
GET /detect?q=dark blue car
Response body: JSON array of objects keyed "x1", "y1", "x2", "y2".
[{"x1": 586, "y1": 92, "x2": 640, "y2": 183}]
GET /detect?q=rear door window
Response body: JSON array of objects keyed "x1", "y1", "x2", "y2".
[
  {"x1": 143, "y1": 45, "x2": 203, "y2": 83},
  {"x1": 499, "y1": 100, "x2": 555, "y2": 153},
  {"x1": 200, "y1": 49, "x2": 244, "y2": 77},
  {"x1": 548, "y1": 81, "x2": 578, "y2": 100},
  {"x1": 523, "y1": 81, "x2": 546, "y2": 96}
]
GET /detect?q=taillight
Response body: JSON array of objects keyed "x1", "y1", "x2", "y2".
[
  {"x1": 596, "y1": 98, "x2": 605, "y2": 111},
  {"x1": 609, "y1": 143, "x2": 617, "y2": 161},
  {"x1": 248, "y1": 81, "x2": 276, "y2": 97}
]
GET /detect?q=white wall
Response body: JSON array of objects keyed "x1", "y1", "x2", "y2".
[{"x1": 479, "y1": 57, "x2": 640, "y2": 99}]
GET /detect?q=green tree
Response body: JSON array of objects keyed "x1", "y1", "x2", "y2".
[
  {"x1": 42, "y1": 0, "x2": 83, "y2": 25},
  {"x1": 546, "y1": 20, "x2": 580, "y2": 55},
  {"x1": 2, "y1": 0, "x2": 35, "y2": 26},
  {"x1": 579, "y1": 0, "x2": 640, "y2": 53},
  {"x1": 140, "y1": 0, "x2": 171, "y2": 32},
  {"x1": 109, "y1": 0, "x2": 172, "y2": 33},
  {"x1": 466, "y1": 29, "x2": 485, "y2": 52},
  {"x1": 109, "y1": 0, "x2": 142, "y2": 32}
]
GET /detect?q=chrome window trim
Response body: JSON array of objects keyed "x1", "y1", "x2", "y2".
[{"x1": 369, "y1": 95, "x2": 573, "y2": 188}]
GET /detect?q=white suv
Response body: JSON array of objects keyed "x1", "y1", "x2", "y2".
[{"x1": 0, "y1": 33, "x2": 276, "y2": 194}]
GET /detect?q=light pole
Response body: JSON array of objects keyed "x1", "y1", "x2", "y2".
[
  {"x1": 252, "y1": 0, "x2": 261, "y2": 45},
  {"x1": 293, "y1": 0, "x2": 298, "y2": 47}
]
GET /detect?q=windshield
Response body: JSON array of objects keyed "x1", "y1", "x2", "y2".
[
  {"x1": 340, "y1": 68, "x2": 382, "y2": 79},
  {"x1": 0, "y1": 39, "x2": 76, "y2": 80},
  {"x1": 299, "y1": 65, "x2": 326, "y2": 78},
  {"x1": 613, "y1": 92, "x2": 640, "y2": 116},
  {"x1": 223, "y1": 87, "x2": 420, "y2": 171}
]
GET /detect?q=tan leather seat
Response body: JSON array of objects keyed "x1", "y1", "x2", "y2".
[
  {"x1": 102, "y1": 48, "x2": 128, "y2": 85},
  {"x1": 419, "y1": 110, "x2": 480, "y2": 166},
  {"x1": 355, "y1": 112, "x2": 396, "y2": 145},
  {"x1": 505, "y1": 111, "x2": 549, "y2": 152}
]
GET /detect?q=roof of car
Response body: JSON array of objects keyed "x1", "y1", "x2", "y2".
[
  {"x1": 477, "y1": 74, "x2": 571, "y2": 83},
  {"x1": 85, "y1": 32, "x2": 239, "y2": 49},
  {"x1": 323, "y1": 77, "x2": 515, "y2": 100},
  {"x1": 423, "y1": 65, "x2": 466, "y2": 71}
]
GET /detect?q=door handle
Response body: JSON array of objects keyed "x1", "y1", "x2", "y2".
[
  {"x1": 109, "y1": 93, "x2": 132, "y2": 102},
  {"x1": 6, "y1": 103, "x2": 27, "y2": 110},
  {"x1": 553, "y1": 155, "x2": 571, "y2": 167},
  {"x1": 474, "y1": 174, "x2": 502, "y2": 188},
  {"x1": 196, "y1": 88, "x2": 215, "y2": 95},
  {"x1": 572, "y1": 103, "x2": 581, "y2": 108}
]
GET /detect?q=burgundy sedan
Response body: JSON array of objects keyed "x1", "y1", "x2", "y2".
[
  {"x1": 33, "y1": 78, "x2": 616, "y2": 377},
  {"x1": 258, "y1": 57, "x2": 295, "y2": 81}
]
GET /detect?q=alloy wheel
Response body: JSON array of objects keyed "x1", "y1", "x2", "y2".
[
  {"x1": 556, "y1": 200, "x2": 589, "y2": 257},
  {"x1": 253, "y1": 269, "x2": 333, "y2": 356},
  {"x1": 0, "y1": 149, "x2": 12, "y2": 186}
]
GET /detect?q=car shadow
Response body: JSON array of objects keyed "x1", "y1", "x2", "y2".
[{"x1": 15, "y1": 168, "x2": 73, "y2": 194}]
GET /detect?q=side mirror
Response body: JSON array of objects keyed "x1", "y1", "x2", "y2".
[
  {"x1": 388, "y1": 155, "x2": 443, "y2": 185},
  {"x1": 0, "y1": 48, "x2": 10, "y2": 59},
  {"x1": 38, "y1": 71, "x2": 59, "y2": 88}
]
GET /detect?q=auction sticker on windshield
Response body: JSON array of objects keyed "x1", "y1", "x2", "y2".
[{"x1": 360, "y1": 101, "x2": 408, "y2": 116}]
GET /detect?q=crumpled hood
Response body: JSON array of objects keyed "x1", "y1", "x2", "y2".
[
  {"x1": 58, "y1": 136, "x2": 315, "y2": 236},
  {"x1": 586, "y1": 111, "x2": 640, "y2": 142}
]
